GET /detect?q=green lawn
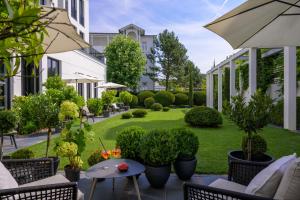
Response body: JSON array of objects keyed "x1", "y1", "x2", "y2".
[{"x1": 27, "y1": 108, "x2": 300, "y2": 174}]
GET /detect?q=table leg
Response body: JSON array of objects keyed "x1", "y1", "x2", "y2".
[
  {"x1": 133, "y1": 176, "x2": 142, "y2": 200},
  {"x1": 88, "y1": 178, "x2": 97, "y2": 200},
  {"x1": 112, "y1": 177, "x2": 115, "y2": 192}
]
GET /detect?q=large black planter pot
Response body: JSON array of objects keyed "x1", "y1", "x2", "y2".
[
  {"x1": 145, "y1": 164, "x2": 171, "y2": 188},
  {"x1": 64, "y1": 165, "x2": 80, "y2": 182},
  {"x1": 174, "y1": 157, "x2": 197, "y2": 181}
]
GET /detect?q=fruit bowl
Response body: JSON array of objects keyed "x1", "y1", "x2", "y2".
[{"x1": 118, "y1": 162, "x2": 129, "y2": 172}]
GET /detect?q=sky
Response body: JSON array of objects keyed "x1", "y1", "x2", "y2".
[{"x1": 89, "y1": 0, "x2": 246, "y2": 73}]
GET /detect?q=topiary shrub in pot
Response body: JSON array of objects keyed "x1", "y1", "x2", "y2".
[
  {"x1": 172, "y1": 128, "x2": 199, "y2": 180},
  {"x1": 174, "y1": 93, "x2": 188, "y2": 106},
  {"x1": 132, "y1": 109, "x2": 147, "y2": 118},
  {"x1": 140, "y1": 129, "x2": 177, "y2": 188},
  {"x1": 87, "y1": 98, "x2": 102, "y2": 116},
  {"x1": 151, "y1": 103, "x2": 163, "y2": 111},
  {"x1": 184, "y1": 106, "x2": 222, "y2": 127},
  {"x1": 121, "y1": 112, "x2": 132, "y2": 119},
  {"x1": 144, "y1": 97, "x2": 155, "y2": 108}
]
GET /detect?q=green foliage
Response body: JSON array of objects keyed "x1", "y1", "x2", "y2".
[
  {"x1": 185, "y1": 106, "x2": 223, "y2": 127},
  {"x1": 171, "y1": 128, "x2": 199, "y2": 160},
  {"x1": 22, "y1": 121, "x2": 38, "y2": 135},
  {"x1": 130, "y1": 95, "x2": 138, "y2": 108},
  {"x1": 0, "y1": 110, "x2": 16, "y2": 133},
  {"x1": 163, "y1": 107, "x2": 170, "y2": 112},
  {"x1": 121, "y1": 112, "x2": 132, "y2": 119},
  {"x1": 188, "y1": 61, "x2": 194, "y2": 107},
  {"x1": 101, "y1": 90, "x2": 117, "y2": 107},
  {"x1": 236, "y1": 60, "x2": 249, "y2": 92},
  {"x1": 144, "y1": 97, "x2": 155, "y2": 108},
  {"x1": 223, "y1": 68, "x2": 230, "y2": 102},
  {"x1": 105, "y1": 35, "x2": 146, "y2": 89},
  {"x1": 44, "y1": 76, "x2": 66, "y2": 90},
  {"x1": 174, "y1": 93, "x2": 188, "y2": 106},
  {"x1": 154, "y1": 91, "x2": 175, "y2": 106},
  {"x1": 137, "y1": 91, "x2": 154, "y2": 105},
  {"x1": 59, "y1": 101, "x2": 79, "y2": 122},
  {"x1": 242, "y1": 134, "x2": 267, "y2": 158},
  {"x1": 11, "y1": 149, "x2": 35, "y2": 159},
  {"x1": 140, "y1": 129, "x2": 177, "y2": 166},
  {"x1": 119, "y1": 91, "x2": 132, "y2": 106},
  {"x1": 87, "y1": 149, "x2": 105, "y2": 166},
  {"x1": 116, "y1": 126, "x2": 146, "y2": 160},
  {"x1": 151, "y1": 103, "x2": 163, "y2": 111},
  {"x1": 87, "y1": 98, "x2": 102, "y2": 116},
  {"x1": 257, "y1": 50, "x2": 276, "y2": 93},
  {"x1": 193, "y1": 91, "x2": 206, "y2": 106},
  {"x1": 132, "y1": 109, "x2": 147, "y2": 118}
]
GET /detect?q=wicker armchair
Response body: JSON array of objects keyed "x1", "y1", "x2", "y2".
[
  {"x1": 183, "y1": 182, "x2": 273, "y2": 200},
  {"x1": 0, "y1": 158, "x2": 78, "y2": 200}
]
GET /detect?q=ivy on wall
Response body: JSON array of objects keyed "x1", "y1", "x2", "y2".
[
  {"x1": 222, "y1": 67, "x2": 230, "y2": 103},
  {"x1": 213, "y1": 74, "x2": 218, "y2": 109},
  {"x1": 235, "y1": 59, "x2": 248, "y2": 93}
]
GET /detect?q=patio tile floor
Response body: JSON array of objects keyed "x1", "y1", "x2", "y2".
[{"x1": 77, "y1": 172, "x2": 226, "y2": 200}]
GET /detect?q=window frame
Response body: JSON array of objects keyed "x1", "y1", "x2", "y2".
[
  {"x1": 79, "y1": 0, "x2": 84, "y2": 26},
  {"x1": 86, "y1": 83, "x2": 91, "y2": 99},
  {"x1": 71, "y1": 0, "x2": 77, "y2": 20},
  {"x1": 94, "y1": 82, "x2": 98, "y2": 98},
  {"x1": 47, "y1": 57, "x2": 61, "y2": 77}
]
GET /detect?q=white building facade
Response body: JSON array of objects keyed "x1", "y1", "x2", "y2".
[
  {"x1": 0, "y1": 0, "x2": 106, "y2": 109},
  {"x1": 90, "y1": 24, "x2": 155, "y2": 91}
]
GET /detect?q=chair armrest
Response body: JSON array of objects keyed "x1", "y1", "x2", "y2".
[
  {"x1": 0, "y1": 182, "x2": 78, "y2": 200},
  {"x1": 228, "y1": 160, "x2": 269, "y2": 185},
  {"x1": 2, "y1": 158, "x2": 54, "y2": 185},
  {"x1": 183, "y1": 182, "x2": 273, "y2": 200}
]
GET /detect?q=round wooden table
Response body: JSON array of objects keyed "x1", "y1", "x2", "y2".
[{"x1": 86, "y1": 159, "x2": 145, "y2": 200}]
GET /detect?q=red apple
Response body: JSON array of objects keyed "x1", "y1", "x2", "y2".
[{"x1": 118, "y1": 162, "x2": 128, "y2": 172}]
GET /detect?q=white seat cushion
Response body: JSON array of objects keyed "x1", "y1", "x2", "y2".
[
  {"x1": 209, "y1": 178, "x2": 247, "y2": 193},
  {"x1": 20, "y1": 174, "x2": 84, "y2": 200},
  {"x1": 274, "y1": 158, "x2": 300, "y2": 200},
  {"x1": 0, "y1": 161, "x2": 18, "y2": 189},
  {"x1": 245, "y1": 153, "x2": 297, "y2": 198}
]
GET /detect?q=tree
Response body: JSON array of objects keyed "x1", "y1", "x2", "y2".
[
  {"x1": 105, "y1": 35, "x2": 146, "y2": 90},
  {"x1": 151, "y1": 30, "x2": 187, "y2": 91},
  {"x1": 187, "y1": 61, "x2": 194, "y2": 107}
]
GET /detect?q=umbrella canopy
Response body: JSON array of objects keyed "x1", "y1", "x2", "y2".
[
  {"x1": 95, "y1": 82, "x2": 127, "y2": 89},
  {"x1": 204, "y1": 0, "x2": 300, "y2": 49},
  {"x1": 41, "y1": 7, "x2": 89, "y2": 53},
  {"x1": 63, "y1": 72, "x2": 102, "y2": 83}
]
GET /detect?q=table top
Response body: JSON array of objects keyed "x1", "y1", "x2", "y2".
[{"x1": 86, "y1": 159, "x2": 145, "y2": 179}]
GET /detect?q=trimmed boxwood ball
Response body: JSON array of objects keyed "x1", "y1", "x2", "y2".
[
  {"x1": 151, "y1": 103, "x2": 163, "y2": 111},
  {"x1": 144, "y1": 97, "x2": 155, "y2": 108},
  {"x1": 121, "y1": 112, "x2": 132, "y2": 119},
  {"x1": 194, "y1": 91, "x2": 206, "y2": 106},
  {"x1": 132, "y1": 109, "x2": 147, "y2": 118},
  {"x1": 163, "y1": 107, "x2": 170, "y2": 112},
  {"x1": 116, "y1": 126, "x2": 146, "y2": 160},
  {"x1": 130, "y1": 95, "x2": 138, "y2": 108},
  {"x1": 138, "y1": 91, "x2": 154, "y2": 105},
  {"x1": 174, "y1": 93, "x2": 188, "y2": 106},
  {"x1": 154, "y1": 91, "x2": 175, "y2": 106},
  {"x1": 185, "y1": 106, "x2": 222, "y2": 127},
  {"x1": 11, "y1": 149, "x2": 35, "y2": 159}
]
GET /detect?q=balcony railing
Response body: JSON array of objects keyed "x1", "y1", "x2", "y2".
[{"x1": 79, "y1": 47, "x2": 105, "y2": 64}]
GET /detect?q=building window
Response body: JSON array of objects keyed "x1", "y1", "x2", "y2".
[
  {"x1": 94, "y1": 83, "x2": 98, "y2": 98},
  {"x1": 79, "y1": 31, "x2": 84, "y2": 39},
  {"x1": 78, "y1": 83, "x2": 83, "y2": 96},
  {"x1": 40, "y1": 0, "x2": 47, "y2": 5},
  {"x1": 86, "y1": 83, "x2": 91, "y2": 99},
  {"x1": 71, "y1": 0, "x2": 77, "y2": 20},
  {"x1": 21, "y1": 60, "x2": 40, "y2": 96},
  {"x1": 65, "y1": 0, "x2": 69, "y2": 10},
  {"x1": 79, "y1": 0, "x2": 84, "y2": 26},
  {"x1": 47, "y1": 57, "x2": 60, "y2": 77},
  {"x1": 142, "y1": 42, "x2": 147, "y2": 52}
]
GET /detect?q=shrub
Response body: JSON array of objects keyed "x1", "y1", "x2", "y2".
[
  {"x1": 270, "y1": 99, "x2": 283, "y2": 126},
  {"x1": 130, "y1": 95, "x2": 138, "y2": 108},
  {"x1": 58, "y1": 101, "x2": 79, "y2": 121},
  {"x1": 137, "y1": 91, "x2": 154, "y2": 105},
  {"x1": 174, "y1": 93, "x2": 188, "y2": 106},
  {"x1": 194, "y1": 91, "x2": 206, "y2": 106},
  {"x1": 171, "y1": 128, "x2": 199, "y2": 160},
  {"x1": 185, "y1": 106, "x2": 222, "y2": 127},
  {"x1": 140, "y1": 129, "x2": 177, "y2": 166},
  {"x1": 102, "y1": 90, "x2": 117, "y2": 107},
  {"x1": 0, "y1": 110, "x2": 17, "y2": 134},
  {"x1": 44, "y1": 76, "x2": 65, "y2": 90},
  {"x1": 22, "y1": 121, "x2": 38, "y2": 135},
  {"x1": 116, "y1": 126, "x2": 146, "y2": 160},
  {"x1": 242, "y1": 134, "x2": 267, "y2": 158},
  {"x1": 163, "y1": 107, "x2": 170, "y2": 112},
  {"x1": 121, "y1": 112, "x2": 132, "y2": 119},
  {"x1": 11, "y1": 149, "x2": 35, "y2": 159},
  {"x1": 119, "y1": 91, "x2": 132, "y2": 106},
  {"x1": 144, "y1": 97, "x2": 155, "y2": 108},
  {"x1": 132, "y1": 109, "x2": 147, "y2": 118},
  {"x1": 154, "y1": 91, "x2": 175, "y2": 106},
  {"x1": 87, "y1": 98, "x2": 102, "y2": 116},
  {"x1": 151, "y1": 103, "x2": 163, "y2": 111},
  {"x1": 87, "y1": 149, "x2": 105, "y2": 166}
]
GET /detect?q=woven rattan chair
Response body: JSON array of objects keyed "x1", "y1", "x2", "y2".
[{"x1": 0, "y1": 158, "x2": 78, "y2": 200}]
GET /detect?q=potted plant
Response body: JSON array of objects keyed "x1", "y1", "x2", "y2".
[
  {"x1": 227, "y1": 90, "x2": 274, "y2": 181},
  {"x1": 119, "y1": 91, "x2": 132, "y2": 110},
  {"x1": 172, "y1": 128, "x2": 199, "y2": 180},
  {"x1": 140, "y1": 129, "x2": 177, "y2": 188},
  {"x1": 101, "y1": 90, "x2": 117, "y2": 117}
]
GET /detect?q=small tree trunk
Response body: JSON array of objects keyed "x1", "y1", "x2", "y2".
[
  {"x1": 46, "y1": 128, "x2": 52, "y2": 158},
  {"x1": 247, "y1": 133, "x2": 252, "y2": 161},
  {"x1": 165, "y1": 75, "x2": 169, "y2": 91}
]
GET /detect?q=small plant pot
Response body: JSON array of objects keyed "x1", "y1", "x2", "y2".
[
  {"x1": 173, "y1": 157, "x2": 197, "y2": 180},
  {"x1": 103, "y1": 111, "x2": 110, "y2": 118},
  {"x1": 64, "y1": 165, "x2": 80, "y2": 182},
  {"x1": 145, "y1": 164, "x2": 171, "y2": 188}
]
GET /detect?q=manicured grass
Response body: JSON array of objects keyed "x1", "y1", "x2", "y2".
[{"x1": 27, "y1": 108, "x2": 300, "y2": 174}]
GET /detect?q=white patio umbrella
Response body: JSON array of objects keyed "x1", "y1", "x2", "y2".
[
  {"x1": 63, "y1": 72, "x2": 102, "y2": 91},
  {"x1": 95, "y1": 82, "x2": 127, "y2": 89},
  {"x1": 41, "y1": 7, "x2": 89, "y2": 53},
  {"x1": 204, "y1": 0, "x2": 300, "y2": 49}
]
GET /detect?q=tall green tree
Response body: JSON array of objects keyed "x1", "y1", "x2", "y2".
[
  {"x1": 187, "y1": 61, "x2": 194, "y2": 107},
  {"x1": 151, "y1": 30, "x2": 187, "y2": 91},
  {"x1": 105, "y1": 35, "x2": 146, "y2": 90}
]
